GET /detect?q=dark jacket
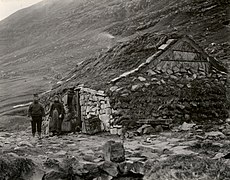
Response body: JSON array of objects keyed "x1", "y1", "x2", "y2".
[
  {"x1": 50, "y1": 101, "x2": 65, "y2": 117},
  {"x1": 28, "y1": 102, "x2": 45, "y2": 117}
]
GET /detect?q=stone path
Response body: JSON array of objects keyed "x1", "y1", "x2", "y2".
[
  {"x1": 1, "y1": 129, "x2": 229, "y2": 161},
  {"x1": 1, "y1": 128, "x2": 230, "y2": 179}
]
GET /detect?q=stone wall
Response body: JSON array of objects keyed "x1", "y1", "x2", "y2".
[
  {"x1": 40, "y1": 87, "x2": 113, "y2": 133},
  {"x1": 79, "y1": 87, "x2": 113, "y2": 131},
  {"x1": 107, "y1": 63, "x2": 229, "y2": 126}
]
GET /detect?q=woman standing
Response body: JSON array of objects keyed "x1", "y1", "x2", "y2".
[{"x1": 49, "y1": 95, "x2": 65, "y2": 136}]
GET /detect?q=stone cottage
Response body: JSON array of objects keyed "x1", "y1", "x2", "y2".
[
  {"x1": 107, "y1": 35, "x2": 228, "y2": 126},
  {"x1": 41, "y1": 35, "x2": 228, "y2": 134}
]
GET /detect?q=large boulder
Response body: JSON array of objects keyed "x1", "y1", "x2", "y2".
[
  {"x1": 98, "y1": 161, "x2": 118, "y2": 177},
  {"x1": 143, "y1": 126, "x2": 156, "y2": 135},
  {"x1": 93, "y1": 174, "x2": 113, "y2": 180},
  {"x1": 118, "y1": 161, "x2": 133, "y2": 175},
  {"x1": 42, "y1": 170, "x2": 68, "y2": 180},
  {"x1": 118, "y1": 159, "x2": 145, "y2": 176},
  {"x1": 103, "y1": 140, "x2": 125, "y2": 163},
  {"x1": 72, "y1": 161, "x2": 100, "y2": 179},
  {"x1": 137, "y1": 124, "x2": 153, "y2": 135},
  {"x1": 44, "y1": 158, "x2": 60, "y2": 169}
]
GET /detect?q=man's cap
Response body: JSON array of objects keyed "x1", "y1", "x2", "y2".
[
  {"x1": 33, "y1": 93, "x2": 39, "y2": 97},
  {"x1": 75, "y1": 87, "x2": 81, "y2": 91}
]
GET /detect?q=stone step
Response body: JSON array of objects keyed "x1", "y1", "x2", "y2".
[{"x1": 137, "y1": 118, "x2": 173, "y2": 126}]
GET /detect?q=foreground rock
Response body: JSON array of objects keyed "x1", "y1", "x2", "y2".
[
  {"x1": 0, "y1": 155, "x2": 34, "y2": 180},
  {"x1": 144, "y1": 155, "x2": 230, "y2": 180},
  {"x1": 205, "y1": 131, "x2": 225, "y2": 140},
  {"x1": 103, "y1": 140, "x2": 125, "y2": 163},
  {"x1": 2, "y1": 127, "x2": 230, "y2": 180}
]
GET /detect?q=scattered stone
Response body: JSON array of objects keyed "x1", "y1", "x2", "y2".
[
  {"x1": 131, "y1": 84, "x2": 143, "y2": 91},
  {"x1": 180, "y1": 122, "x2": 196, "y2": 131},
  {"x1": 162, "y1": 148, "x2": 173, "y2": 155},
  {"x1": 18, "y1": 141, "x2": 33, "y2": 147},
  {"x1": 83, "y1": 155, "x2": 96, "y2": 162},
  {"x1": 179, "y1": 140, "x2": 197, "y2": 147},
  {"x1": 118, "y1": 161, "x2": 133, "y2": 175},
  {"x1": 143, "y1": 159, "x2": 158, "y2": 173},
  {"x1": 212, "y1": 142, "x2": 224, "y2": 148},
  {"x1": 130, "y1": 161, "x2": 145, "y2": 175},
  {"x1": 144, "y1": 137, "x2": 153, "y2": 144},
  {"x1": 144, "y1": 83, "x2": 150, "y2": 87},
  {"x1": 153, "y1": 142, "x2": 171, "y2": 150},
  {"x1": 213, "y1": 153, "x2": 225, "y2": 159},
  {"x1": 166, "y1": 138, "x2": 181, "y2": 143},
  {"x1": 196, "y1": 135, "x2": 205, "y2": 140},
  {"x1": 73, "y1": 161, "x2": 99, "y2": 178},
  {"x1": 137, "y1": 124, "x2": 151, "y2": 135},
  {"x1": 98, "y1": 161, "x2": 118, "y2": 177},
  {"x1": 93, "y1": 158, "x2": 104, "y2": 163},
  {"x1": 222, "y1": 126, "x2": 230, "y2": 135},
  {"x1": 55, "y1": 150, "x2": 67, "y2": 157},
  {"x1": 219, "y1": 126, "x2": 225, "y2": 131},
  {"x1": 196, "y1": 129, "x2": 204, "y2": 134},
  {"x1": 44, "y1": 158, "x2": 60, "y2": 169},
  {"x1": 147, "y1": 69, "x2": 157, "y2": 75},
  {"x1": 150, "y1": 134, "x2": 158, "y2": 138},
  {"x1": 170, "y1": 146, "x2": 196, "y2": 155},
  {"x1": 143, "y1": 126, "x2": 155, "y2": 135},
  {"x1": 6, "y1": 152, "x2": 20, "y2": 158},
  {"x1": 126, "y1": 132, "x2": 134, "y2": 139},
  {"x1": 42, "y1": 170, "x2": 67, "y2": 180},
  {"x1": 103, "y1": 141, "x2": 125, "y2": 163},
  {"x1": 205, "y1": 131, "x2": 225, "y2": 139},
  {"x1": 93, "y1": 174, "x2": 113, "y2": 180},
  {"x1": 0, "y1": 132, "x2": 12, "y2": 138},
  {"x1": 138, "y1": 77, "x2": 146, "y2": 81},
  {"x1": 83, "y1": 162, "x2": 100, "y2": 177},
  {"x1": 14, "y1": 146, "x2": 24, "y2": 151},
  {"x1": 155, "y1": 125, "x2": 163, "y2": 132}
]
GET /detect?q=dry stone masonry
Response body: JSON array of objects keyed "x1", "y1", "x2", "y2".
[
  {"x1": 41, "y1": 86, "x2": 114, "y2": 134},
  {"x1": 41, "y1": 35, "x2": 229, "y2": 133},
  {"x1": 108, "y1": 66, "x2": 228, "y2": 125},
  {"x1": 107, "y1": 36, "x2": 229, "y2": 127},
  {"x1": 79, "y1": 87, "x2": 113, "y2": 133}
]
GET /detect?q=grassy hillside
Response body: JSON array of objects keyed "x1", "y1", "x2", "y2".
[
  {"x1": 0, "y1": 0, "x2": 229, "y2": 114},
  {"x1": 55, "y1": 0, "x2": 230, "y2": 90},
  {"x1": 0, "y1": 0, "x2": 229, "y2": 78}
]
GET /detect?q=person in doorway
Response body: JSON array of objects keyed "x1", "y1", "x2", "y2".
[
  {"x1": 73, "y1": 88, "x2": 82, "y2": 132},
  {"x1": 67, "y1": 88, "x2": 79, "y2": 133},
  {"x1": 49, "y1": 95, "x2": 65, "y2": 136},
  {"x1": 67, "y1": 88, "x2": 75, "y2": 110},
  {"x1": 28, "y1": 93, "x2": 45, "y2": 139}
]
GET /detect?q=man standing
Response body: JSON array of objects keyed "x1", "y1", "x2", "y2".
[
  {"x1": 49, "y1": 95, "x2": 65, "y2": 136},
  {"x1": 28, "y1": 93, "x2": 45, "y2": 139}
]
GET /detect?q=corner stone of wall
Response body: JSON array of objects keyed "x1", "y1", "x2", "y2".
[{"x1": 79, "y1": 87, "x2": 113, "y2": 132}]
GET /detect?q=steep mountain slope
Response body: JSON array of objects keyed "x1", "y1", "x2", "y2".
[
  {"x1": 0, "y1": 0, "x2": 229, "y2": 115},
  {"x1": 55, "y1": 0, "x2": 230, "y2": 90},
  {"x1": 1, "y1": 0, "x2": 229, "y2": 78}
]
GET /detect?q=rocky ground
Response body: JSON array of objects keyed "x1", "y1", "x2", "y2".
[{"x1": 1, "y1": 119, "x2": 230, "y2": 179}]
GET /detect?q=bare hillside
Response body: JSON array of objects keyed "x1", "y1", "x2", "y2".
[{"x1": 0, "y1": 0, "x2": 229, "y2": 115}]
